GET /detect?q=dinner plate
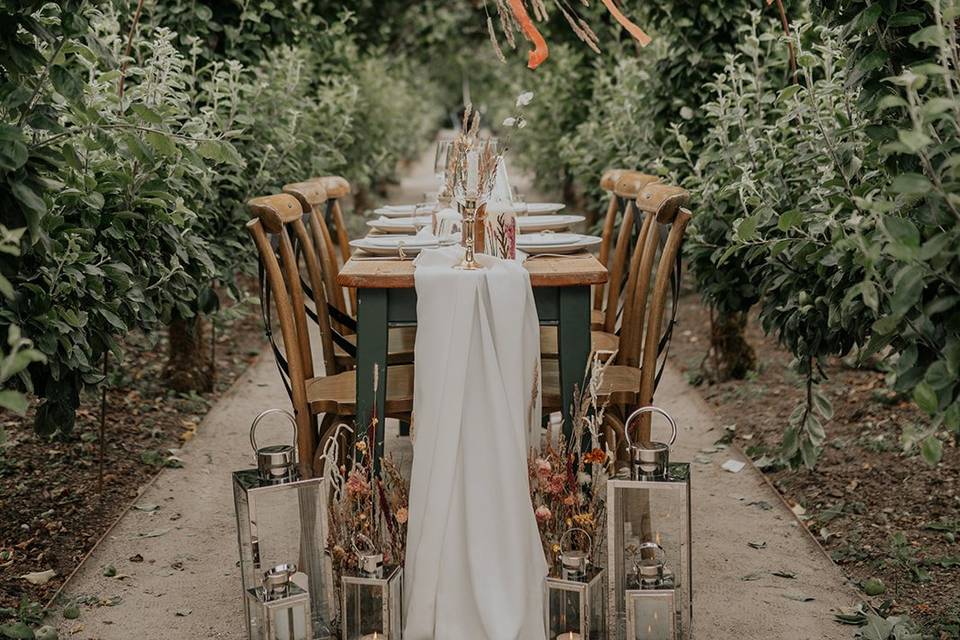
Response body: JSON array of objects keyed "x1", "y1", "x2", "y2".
[
  {"x1": 373, "y1": 204, "x2": 437, "y2": 218},
  {"x1": 515, "y1": 233, "x2": 579, "y2": 246},
  {"x1": 518, "y1": 202, "x2": 565, "y2": 215},
  {"x1": 367, "y1": 216, "x2": 433, "y2": 233},
  {"x1": 516, "y1": 214, "x2": 585, "y2": 233},
  {"x1": 350, "y1": 235, "x2": 453, "y2": 256},
  {"x1": 517, "y1": 234, "x2": 602, "y2": 255}
]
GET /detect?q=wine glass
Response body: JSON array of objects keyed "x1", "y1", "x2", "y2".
[{"x1": 434, "y1": 139, "x2": 453, "y2": 194}]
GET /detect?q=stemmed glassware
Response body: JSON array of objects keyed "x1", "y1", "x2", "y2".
[{"x1": 434, "y1": 139, "x2": 453, "y2": 205}]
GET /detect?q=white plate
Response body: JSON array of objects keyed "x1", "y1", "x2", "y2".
[
  {"x1": 516, "y1": 233, "x2": 580, "y2": 247},
  {"x1": 350, "y1": 236, "x2": 452, "y2": 256},
  {"x1": 519, "y1": 234, "x2": 602, "y2": 255},
  {"x1": 516, "y1": 214, "x2": 585, "y2": 233},
  {"x1": 518, "y1": 202, "x2": 565, "y2": 215},
  {"x1": 374, "y1": 204, "x2": 438, "y2": 218},
  {"x1": 367, "y1": 216, "x2": 433, "y2": 233}
]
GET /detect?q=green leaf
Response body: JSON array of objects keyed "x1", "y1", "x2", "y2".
[
  {"x1": 0, "y1": 621, "x2": 34, "y2": 639},
  {"x1": 777, "y1": 210, "x2": 802, "y2": 231},
  {"x1": 924, "y1": 361, "x2": 954, "y2": 390},
  {"x1": 0, "y1": 125, "x2": 28, "y2": 171},
  {"x1": 10, "y1": 180, "x2": 47, "y2": 236},
  {"x1": 913, "y1": 382, "x2": 938, "y2": 413},
  {"x1": 855, "y1": 3, "x2": 883, "y2": 31},
  {"x1": 921, "y1": 436, "x2": 943, "y2": 466},
  {"x1": 861, "y1": 281, "x2": 879, "y2": 312},
  {"x1": 897, "y1": 128, "x2": 932, "y2": 153},
  {"x1": 0, "y1": 390, "x2": 29, "y2": 415},
  {"x1": 51, "y1": 65, "x2": 84, "y2": 102},
  {"x1": 882, "y1": 216, "x2": 919, "y2": 247},
  {"x1": 889, "y1": 173, "x2": 932, "y2": 195},
  {"x1": 736, "y1": 215, "x2": 760, "y2": 241},
  {"x1": 145, "y1": 131, "x2": 177, "y2": 157},
  {"x1": 130, "y1": 103, "x2": 164, "y2": 124}
]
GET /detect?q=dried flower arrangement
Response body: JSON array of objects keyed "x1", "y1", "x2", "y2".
[
  {"x1": 484, "y1": 0, "x2": 651, "y2": 69},
  {"x1": 529, "y1": 353, "x2": 615, "y2": 573},
  {"x1": 321, "y1": 415, "x2": 409, "y2": 629}
]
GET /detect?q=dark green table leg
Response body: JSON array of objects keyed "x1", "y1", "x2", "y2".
[
  {"x1": 355, "y1": 288, "x2": 389, "y2": 474},
  {"x1": 557, "y1": 285, "x2": 591, "y2": 447}
]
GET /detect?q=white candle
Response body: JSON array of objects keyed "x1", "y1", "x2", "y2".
[
  {"x1": 466, "y1": 150, "x2": 479, "y2": 194},
  {"x1": 556, "y1": 633, "x2": 581, "y2": 640},
  {"x1": 360, "y1": 633, "x2": 382, "y2": 640}
]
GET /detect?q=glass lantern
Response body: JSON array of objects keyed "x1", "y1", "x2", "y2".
[
  {"x1": 625, "y1": 542, "x2": 678, "y2": 640},
  {"x1": 246, "y1": 564, "x2": 313, "y2": 640},
  {"x1": 234, "y1": 409, "x2": 333, "y2": 639},
  {"x1": 341, "y1": 535, "x2": 403, "y2": 640},
  {"x1": 544, "y1": 528, "x2": 607, "y2": 640},
  {"x1": 607, "y1": 407, "x2": 692, "y2": 640}
]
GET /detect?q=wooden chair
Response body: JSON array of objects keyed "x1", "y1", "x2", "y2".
[
  {"x1": 247, "y1": 194, "x2": 414, "y2": 475},
  {"x1": 309, "y1": 175, "x2": 355, "y2": 310},
  {"x1": 541, "y1": 170, "x2": 660, "y2": 357},
  {"x1": 282, "y1": 181, "x2": 416, "y2": 371},
  {"x1": 542, "y1": 183, "x2": 691, "y2": 443}
]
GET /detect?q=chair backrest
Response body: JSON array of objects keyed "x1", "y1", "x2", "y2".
[
  {"x1": 247, "y1": 194, "x2": 337, "y2": 475},
  {"x1": 615, "y1": 184, "x2": 691, "y2": 441},
  {"x1": 598, "y1": 170, "x2": 660, "y2": 328},
  {"x1": 283, "y1": 181, "x2": 352, "y2": 335},
  {"x1": 310, "y1": 175, "x2": 355, "y2": 311}
]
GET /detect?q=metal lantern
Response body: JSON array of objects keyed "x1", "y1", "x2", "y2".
[
  {"x1": 246, "y1": 564, "x2": 313, "y2": 640},
  {"x1": 340, "y1": 535, "x2": 403, "y2": 640},
  {"x1": 625, "y1": 542, "x2": 677, "y2": 640},
  {"x1": 234, "y1": 409, "x2": 333, "y2": 639},
  {"x1": 544, "y1": 528, "x2": 607, "y2": 640},
  {"x1": 607, "y1": 406, "x2": 692, "y2": 640}
]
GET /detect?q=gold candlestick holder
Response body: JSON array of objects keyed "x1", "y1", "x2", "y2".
[{"x1": 455, "y1": 196, "x2": 484, "y2": 271}]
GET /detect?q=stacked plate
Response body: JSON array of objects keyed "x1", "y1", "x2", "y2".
[
  {"x1": 516, "y1": 233, "x2": 602, "y2": 255},
  {"x1": 367, "y1": 216, "x2": 433, "y2": 233},
  {"x1": 349, "y1": 235, "x2": 456, "y2": 257},
  {"x1": 516, "y1": 214, "x2": 584, "y2": 233}
]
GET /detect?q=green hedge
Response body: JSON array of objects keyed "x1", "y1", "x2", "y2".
[{"x1": 0, "y1": 1, "x2": 443, "y2": 433}]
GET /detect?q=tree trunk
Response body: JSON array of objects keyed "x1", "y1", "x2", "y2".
[
  {"x1": 710, "y1": 311, "x2": 756, "y2": 380},
  {"x1": 164, "y1": 313, "x2": 213, "y2": 393}
]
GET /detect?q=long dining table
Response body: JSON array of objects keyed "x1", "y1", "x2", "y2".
[{"x1": 337, "y1": 252, "x2": 608, "y2": 472}]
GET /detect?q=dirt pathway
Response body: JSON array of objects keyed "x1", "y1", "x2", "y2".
[{"x1": 54, "y1": 148, "x2": 859, "y2": 639}]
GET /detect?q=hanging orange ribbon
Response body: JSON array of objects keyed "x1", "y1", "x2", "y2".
[
  {"x1": 600, "y1": 0, "x2": 652, "y2": 47},
  {"x1": 508, "y1": 0, "x2": 549, "y2": 69}
]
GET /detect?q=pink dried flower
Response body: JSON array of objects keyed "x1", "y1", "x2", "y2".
[
  {"x1": 535, "y1": 505, "x2": 552, "y2": 524},
  {"x1": 535, "y1": 457, "x2": 552, "y2": 475},
  {"x1": 346, "y1": 470, "x2": 369, "y2": 498}
]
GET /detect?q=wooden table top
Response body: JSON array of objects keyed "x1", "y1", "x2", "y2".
[{"x1": 337, "y1": 252, "x2": 608, "y2": 289}]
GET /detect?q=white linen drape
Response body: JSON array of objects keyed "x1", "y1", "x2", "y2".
[{"x1": 403, "y1": 247, "x2": 547, "y2": 640}]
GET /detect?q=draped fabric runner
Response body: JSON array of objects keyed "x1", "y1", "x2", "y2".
[{"x1": 403, "y1": 247, "x2": 547, "y2": 640}]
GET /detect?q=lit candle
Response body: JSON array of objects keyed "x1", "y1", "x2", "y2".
[
  {"x1": 556, "y1": 633, "x2": 581, "y2": 640},
  {"x1": 360, "y1": 633, "x2": 382, "y2": 640}
]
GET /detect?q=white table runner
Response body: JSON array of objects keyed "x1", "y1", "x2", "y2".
[{"x1": 403, "y1": 247, "x2": 547, "y2": 640}]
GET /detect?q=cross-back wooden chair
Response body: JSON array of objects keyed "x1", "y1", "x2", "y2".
[
  {"x1": 309, "y1": 175, "x2": 355, "y2": 310},
  {"x1": 542, "y1": 183, "x2": 691, "y2": 444},
  {"x1": 247, "y1": 194, "x2": 414, "y2": 475},
  {"x1": 541, "y1": 171, "x2": 660, "y2": 358},
  {"x1": 282, "y1": 181, "x2": 416, "y2": 371}
]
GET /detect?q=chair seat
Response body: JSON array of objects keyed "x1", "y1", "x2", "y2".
[
  {"x1": 334, "y1": 327, "x2": 416, "y2": 367},
  {"x1": 306, "y1": 364, "x2": 415, "y2": 416},
  {"x1": 542, "y1": 359, "x2": 641, "y2": 410},
  {"x1": 539, "y1": 327, "x2": 619, "y2": 358}
]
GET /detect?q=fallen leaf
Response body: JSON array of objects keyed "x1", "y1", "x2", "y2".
[
  {"x1": 175, "y1": 609, "x2": 192, "y2": 617},
  {"x1": 134, "y1": 528, "x2": 170, "y2": 539},
  {"x1": 748, "y1": 500, "x2": 773, "y2": 511},
  {"x1": 748, "y1": 541, "x2": 767, "y2": 550},
  {"x1": 772, "y1": 570, "x2": 797, "y2": 579},
  {"x1": 133, "y1": 504, "x2": 159, "y2": 512},
  {"x1": 21, "y1": 568, "x2": 56, "y2": 585},
  {"x1": 102, "y1": 565, "x2": 117, "y2": 577},
  {"x1": 129, "y1": 554, "x2": 144, "y2": 563},
  {"x1": 740, "y1": 571, "x2": 764, "y2": 581}
]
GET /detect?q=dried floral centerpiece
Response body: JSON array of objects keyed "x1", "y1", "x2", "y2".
[
  {"x1": 322, "y1": 417, "x2": 409, "y2": 637},
  {"x1": 447, "y1": 92, "x2": 533, "y2": 266},
  {"x1": 529, "y1": 353, "x2": 613, "y2": 573}
]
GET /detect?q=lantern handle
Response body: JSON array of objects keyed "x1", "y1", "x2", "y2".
[
  {"x1": 623, "y1": 405, "x2": 678, "y2": 448},
  {"x1": 352, "y1": 532, "x2": 377, "y2": 557},
  {"x1": 249, "y1": 408, "x2": 298, "y2": 457},
  {"x1": 559, "y1": 527, "x2": 592, "y2": 556}
]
